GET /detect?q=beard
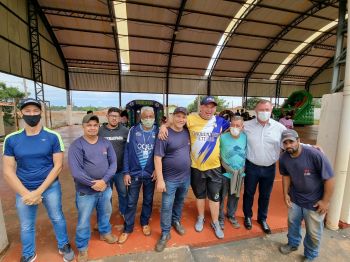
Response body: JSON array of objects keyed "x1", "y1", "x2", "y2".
[{"x1": 286, "y1": 145, "x2": 299, "y2": 155}]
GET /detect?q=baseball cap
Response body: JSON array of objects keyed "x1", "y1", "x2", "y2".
[
  {"x1": 200, "y1": 96, "x2": 217, "y2": 106},
  {"x1": 82, "y1": 114, "x2": 99, "y2": 124},
  {"x1": 173, "y1": 107, "x2": 188, "y2": 115},
  {"x1": 19, "y1": 98, "x2": 42, "y2": 110},
  {"x1": 281, "y1": 129, "x2": 299, "y2": 143}
]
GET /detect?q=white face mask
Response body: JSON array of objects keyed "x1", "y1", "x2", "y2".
[
  {"x1": 230, "y1": 127, "x2": 240, "y2": 137},
  {"x1": 257, "y1": 111, "x2": 271, "y2": 122}
]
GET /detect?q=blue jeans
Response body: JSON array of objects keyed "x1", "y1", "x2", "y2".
[
  {"x1": 75, "y1": 187, "x2": 112, "y2": 251},
  {"x1": 160, "y1": 177, "x2": 190, "y2": 235},
  {"x1": 110, "y1": 172, "x2": 128, "y2": 215},
  {"x1": 219, "y1": 176, "x2": 240, "y2": 222},
  {"x1": 243, "y1": 160, "x2": 276, "y2": 221},
  {"x1": 124, "y1": 176, "x2": 155, "y2": 233},
  {"x1": 288, "y1": 202, "x2": 325, "y2": 260},
  {"x1": 15, "y1": 180, "x2": 69, "y2": 258}
]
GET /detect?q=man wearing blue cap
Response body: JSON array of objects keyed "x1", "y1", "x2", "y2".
[
  {"x1": 2, "y1": 98, "x2": 74, "y2": 262},
  {"x1": 279, "y1": 129, "x2": 334, "y2": 261},
  {"x1": 159, "y1": 96, "x2": 230, "y2": 239}
]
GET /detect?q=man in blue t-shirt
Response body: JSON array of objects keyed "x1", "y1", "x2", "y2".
[
  {"x1": 154, "y1": 107, "x2": 191, "y2": 252},
  {"x1": 279, "y1": 129, "x2": 334, "y2": 261},
  {"x1": 219, "y1": 116, "x2": 247, "y2": 230},
  {"x1": 118, "y1": 106, "x2": 159, "y2": 244},
  {"x1": 2, "y1": 98, "x2": 74, "y2": 262}
]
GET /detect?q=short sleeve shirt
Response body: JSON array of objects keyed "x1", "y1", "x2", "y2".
[
  {"x1": 3, "y1": 127, "x2": 64, "y2": 190},
  {"x1": 154, "y1": 128, "x2": 191, "y2": 182},
  {"x1": 187, "y1": 114, "x2": 230, "y2": 171},
  {"x1": 279, "y1": 146, "x2": 334, "y2": 210},
  {"x1": 220, "y1": 132, "x2": 247, "y2": 179}
]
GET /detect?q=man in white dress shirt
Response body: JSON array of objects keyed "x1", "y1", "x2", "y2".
[{"x1": 243, "y1": 99, "x2": 286, "y2": 234}]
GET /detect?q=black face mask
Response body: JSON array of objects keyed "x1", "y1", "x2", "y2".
[{"x1": 23, "y1": 114, "x2": 41, "y2": 127}]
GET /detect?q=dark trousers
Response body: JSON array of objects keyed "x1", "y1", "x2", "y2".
[
  {"x1": 243, "y1": 160, "x2": 276, "y2": 221},
  {"x1": 124, "y1": 176, "x2": 155, "y2": 233}
]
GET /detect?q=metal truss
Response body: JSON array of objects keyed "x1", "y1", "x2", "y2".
[{"x1": 28, "y1": 0, "x2": 45, "y2": 102}]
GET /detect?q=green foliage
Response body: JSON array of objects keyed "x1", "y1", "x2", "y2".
[
  {"x1": 245, "y1": 97, "x2": 262, "y2": 110},
  {"x1": 0, "y1": 82, "x2": 26, "y2": 101},
  {"x1": 0, "y1": 82, "x2": 26, "y2": 126},
  {"x1": 187, "y1": 96, "x2": 229, "y2": 113}
]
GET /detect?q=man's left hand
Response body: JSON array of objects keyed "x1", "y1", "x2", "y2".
[
  {"x1": 91, "y1": 180, "x2": 107, "y2": 191},
  {"x1": 22, "y1": 190, "x2": 43, "y2": 205},
  {"x1": 313, "y1": 200, "x2": 329, "y2": 214}
]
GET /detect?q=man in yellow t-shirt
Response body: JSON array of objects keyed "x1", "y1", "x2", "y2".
[{"x1": 185, "y1": 96, "x2": 229, "y2": 239}]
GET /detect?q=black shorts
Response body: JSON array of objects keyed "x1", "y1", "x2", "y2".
[{"x1": 191, "y1": 167, "x2": 223, "y2": 202}]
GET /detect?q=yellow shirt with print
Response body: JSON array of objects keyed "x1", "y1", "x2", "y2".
[{"x1": 187, "y1": 114, "x2": 229, "y2": 171}]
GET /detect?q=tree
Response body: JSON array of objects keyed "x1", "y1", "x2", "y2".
[
  {"x1": 0, "y1": 82, "x2": 26, "y2": 125},
  {"x1": 187, "y1": 96, "x2": 229, "y2": 113},
  {"x1": 0, "y1": 82, "x2": 26, "y2": 101},
  {"x1": 245, "y1": 97, "x2": 262, "y2": 110}
]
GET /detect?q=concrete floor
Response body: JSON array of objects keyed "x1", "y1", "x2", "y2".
[
  {"x1": 0, "y1": 124, "x2": 331, "y2": 262},
  {"x1": 96, "y1": 227, "x2": 350, "y2": 262}
]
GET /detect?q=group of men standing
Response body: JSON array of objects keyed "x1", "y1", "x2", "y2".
[{"x1": 2, "y1": 96, "x2": 334, "y2": 262}]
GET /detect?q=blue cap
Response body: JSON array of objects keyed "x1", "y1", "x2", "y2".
[
  {"x1": 173, "y1": 107, "x2": 188, "y2": 115},
  {"x1": 200, "y1": 96, "x2": 217, "y2": 106}
]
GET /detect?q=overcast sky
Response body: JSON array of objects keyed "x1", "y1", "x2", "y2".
[{"x1": 0, "y1": 72, "x2": 245, "y2": 108}]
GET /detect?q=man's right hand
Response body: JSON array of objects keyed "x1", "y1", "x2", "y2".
[
  {"x1": 158, "y1": 125, "x2": 168, "y2": 140},
  {"x1": 284, "y1": 194, "x2": 292, "y2": 208},
  {"x1": 156, "y1": 179, "x2": 166, "y2": 193},
  {"x1": 124, "y1": 174, "x2": 131, "y2": 186}
]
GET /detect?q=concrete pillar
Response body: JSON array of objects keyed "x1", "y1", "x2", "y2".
[
  {"x1": 0, "y1": 199, "x2": 9, "y2": 253},
  {"x1": 340, "y1": 154, "x2": 350, "y2": 223},
  {"x1": 326, "y1": 0, "x2": 350, "y2": 230},
  {"x1": 0, "y1": 106, "x2": 5, "y2": 137},
  {"x1": 66, "y1": 105, "x2": 73, "y2": 126}
]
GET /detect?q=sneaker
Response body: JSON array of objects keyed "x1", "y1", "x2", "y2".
[
  {"x1": 58, "y1": 243, "x2": 75, "y2": 262},
  {"x1": 219, "y1": 220, "x2": 225, "y2": 230},
  {"x1": 155, "y1": 233, "x2": 171, "y2": 252},
  {"x1": 303, "y1": 258, "x2": 314, "y2": 262},
  {"x1": 195, "y1": 216, "x2": 205, "y2": 232},
  {"x1": 211, "y1": 221, "x2": 224, "y2": 239},
  {"x1": 142, "y1": 225, "x2": 152, "y2": 236},
  {"x1": 20, "y1": 254, "x2": 37, "y2": 262},
  {"x1": 77, "y1": 250, "x2": 88, "y2": 262},
  {"x1": 279, "y1": 244, "x2": 298, "y2": 255},
  {"x1": 172, "y1": 221, "x2": 185, "y2": 235},
  {"x1": 228, "y1": 216, "x2": 240, "y2": 229},
  {"x1": 100, "y1": 233, "x2": 118, "y2": 244}
]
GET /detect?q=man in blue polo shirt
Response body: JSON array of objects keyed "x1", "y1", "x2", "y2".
[
  {"x1": 2, "y1": 98, "x2": 74, "y2": 262},
  {"x1": 279, "y1": 129, "x2": 334, "y2": 261}
]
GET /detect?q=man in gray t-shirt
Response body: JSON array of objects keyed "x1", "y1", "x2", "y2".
[
  {"x1": 278, "y1": 129, "x2": 334, "y2": 261},
  {"x1": 154, "y1": 107, "x2": 191, "y2": 252}
]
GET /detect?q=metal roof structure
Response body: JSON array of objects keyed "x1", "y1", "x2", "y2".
[{"x1": 0, "y1": 0, "x2": 347, "y2": 104}]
